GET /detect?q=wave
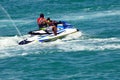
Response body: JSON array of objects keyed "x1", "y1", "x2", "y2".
[
  {"x1": 0, "y1": 36, "x2": 21, "y2": 47},
  {"x1": 0, "y1": 19, "x2": 34, "y2": 28},
  {"x1": 0, "y1": 19, "x2": 33, "y2": 23},
  {"x1": 0, "y1": 33, "x2": 120, "y2": 59},
  {"x1": 57, "y1": 10, "x2": 120, "y2": 21},
  {"x1": 57, "y1": 37, "x2": 120, "y2": 51}
]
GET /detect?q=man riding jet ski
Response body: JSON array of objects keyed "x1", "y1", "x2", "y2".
[
  {"x1": 18, "y1": 14, "x2": 79, "y2": 45},
  {"x1": 37, "y1": 13, "x2": 57, "y2": 35}
]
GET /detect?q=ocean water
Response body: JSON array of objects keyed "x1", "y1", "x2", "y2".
[{"x1": 0, "y1": 0, "x2": 120, "y2": 80}]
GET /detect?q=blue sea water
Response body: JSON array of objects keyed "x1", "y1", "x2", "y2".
[{"x1": 0, "y1": 0, "x2": 120, "y2": 80}]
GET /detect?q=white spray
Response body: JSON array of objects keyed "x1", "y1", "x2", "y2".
[{"x1": 0, "y1": 4, "x2": 22, "y2": 37}]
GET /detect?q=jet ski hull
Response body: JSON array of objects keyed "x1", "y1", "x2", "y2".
[{"x1": 18, "y1": 21, "x2": 80, "y2": 45}]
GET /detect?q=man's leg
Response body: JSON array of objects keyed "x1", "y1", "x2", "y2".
[{"x1": 52, "y1": 26, "x2": 57, "y2": 35}]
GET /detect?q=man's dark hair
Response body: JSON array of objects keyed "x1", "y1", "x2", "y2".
[{"x1": 40, "y1": 13, "x2": 44, "y2": 17}]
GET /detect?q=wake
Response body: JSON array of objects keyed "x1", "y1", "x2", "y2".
[
  {"x1": 57, "y1": 10, "x2": 120, "y2": 21},
  {"x1": 0, "y1": 36, "x2": 21, "y2": 47},
  {"x1": 0, "y1": 19, "x2": 34, "y2": 28},
  {"x1": 0, "y1": 32, "x2": 120, "y2": 59},
  {"x1": 57, "y1": 37, "x2": 120, "y2": 52}
]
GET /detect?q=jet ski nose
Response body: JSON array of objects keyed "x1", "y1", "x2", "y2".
[
  {"x1": 19, "y1": 40, "x2": 32, "y2": 45},
  {"x1": 77, "y1": 29, "x2": 79, "y2": 31}
]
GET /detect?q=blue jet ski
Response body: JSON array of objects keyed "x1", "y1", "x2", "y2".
[{"x1": 18, "y1": 21, "x2": 79, "y2": 45}]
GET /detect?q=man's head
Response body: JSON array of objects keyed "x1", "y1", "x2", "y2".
[{"x1": 40, "y1": 13, "x2": 44, "y2": 18}]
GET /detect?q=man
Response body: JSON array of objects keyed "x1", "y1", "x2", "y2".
[
  {"x1": 37, "y1": 13, "x2": 47, "y2": 30},
  {"x1": 37, "y1": 13, "x2": 57, "y2": 35}
]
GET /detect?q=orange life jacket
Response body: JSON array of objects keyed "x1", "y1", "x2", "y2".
[{"x1": 37, "y1": 18, "x2": 46, "y2": 24}]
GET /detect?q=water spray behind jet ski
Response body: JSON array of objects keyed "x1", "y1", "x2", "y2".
[{"x1": 0, "y1": 4, "x2": 23, "y2": 38}]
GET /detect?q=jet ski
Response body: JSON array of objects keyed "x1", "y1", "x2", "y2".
[{"x1": 18, "y1": 21, "x2": 79, "y2": 45}]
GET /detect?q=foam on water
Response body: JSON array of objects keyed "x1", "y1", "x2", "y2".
[
  {"x1": 0, "y1": 35, "x2": 31, "y2": 59},
  {"x1": 57, "y1": 10, "x2": 120, "y2": 21},
  {"x1": 58, "y1": 42, "x2": 120, "y2": 52},
  {"x1": 57, "y1": 37, "x2": 120, "y2": 51},
  {"x1": 0, "y1": 19, "x2": 34, "y2": 28},
  {"x1": 0, "y1": 31, "x2": 120, "y2": 59},
  {"x1": 0, "y1": 19, "x2": 33, "y2": 23},
  {"x1": 0, "y1": 36, "x2": 20, "y2": 47}
]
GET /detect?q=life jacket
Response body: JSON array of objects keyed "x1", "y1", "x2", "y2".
[
  {"x1": 37, "y1": 18, "x2": 46, "y2": 24},
  {"x1": 37, "y1": 18, "x2": 47, "y2": 29}
]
